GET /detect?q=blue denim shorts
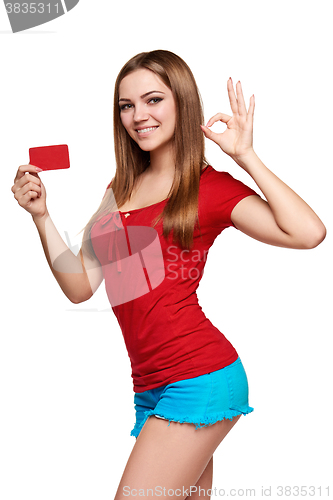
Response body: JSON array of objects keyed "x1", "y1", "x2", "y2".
[{"x1": 130, "y1": 357, "x2": 253, "y2": 438}]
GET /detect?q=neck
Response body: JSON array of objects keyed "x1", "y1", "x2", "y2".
[{"x1": 145, "y1": 143, "x2": 176, "y2": 178}]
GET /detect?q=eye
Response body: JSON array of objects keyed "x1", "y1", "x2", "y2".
[
  {"x1": 119, "y1": 103, "x2": 132, "y2": 111},
  {"x1": 148, "y1": 97, "x2": 163, "y2": 104},
  {"x1": 119, "y1": 97, "x2": 163, "y2": 111}
]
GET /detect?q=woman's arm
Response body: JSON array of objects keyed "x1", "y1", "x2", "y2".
[
  {"x1": 33, "y1": 211, "x2": 104, "y2": 303},
  {"x1": 201, "y1": 79, "x2": 326, "y2": 249},
  {"x1": 12, "y1": 164, "x2": 103, "y2": 303},
  {"x1": 229, "y1": 151, "x2": 326, "y2": 249}
]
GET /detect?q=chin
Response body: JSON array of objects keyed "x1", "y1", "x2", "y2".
[{"x1": 135, "y1": 140, "x2": 162, "y2": 152}]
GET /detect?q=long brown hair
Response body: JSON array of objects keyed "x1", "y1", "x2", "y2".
[{"x1": 81, "y1": 50, "x2": 208, "y2": 259}]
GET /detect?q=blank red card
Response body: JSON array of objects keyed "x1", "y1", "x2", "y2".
[{"x1": 29, "y1": 145, "x2": 70, "y2": 171}]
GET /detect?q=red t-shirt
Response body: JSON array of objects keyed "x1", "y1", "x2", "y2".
[{"x1": 91, "y1": 165, "x2": 260, "y2": 392}]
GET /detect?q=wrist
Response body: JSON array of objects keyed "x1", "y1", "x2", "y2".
[
  {"x1": 32, "y1": 210, "x2": 49, "y2": 225},
  {"x1": 230, "y1": 148, "x2": 258, "y2": 170}
]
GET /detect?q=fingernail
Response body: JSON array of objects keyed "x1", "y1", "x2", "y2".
[{"x1": 35, "y1": 167, "x2": 43, "y2": 172}]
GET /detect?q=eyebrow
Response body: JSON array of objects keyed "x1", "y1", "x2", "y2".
[{"x1": 119, "y1": 90, "x2": 165, "y2": 103}]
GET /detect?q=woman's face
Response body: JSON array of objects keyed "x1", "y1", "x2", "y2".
[{"x1": 118, "y1": 68, "x2": 176, "y2": 154}]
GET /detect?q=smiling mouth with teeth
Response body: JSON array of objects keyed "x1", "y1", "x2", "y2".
[{"x1": 136, "y1": 126, "x2": 159, "y2": 134}]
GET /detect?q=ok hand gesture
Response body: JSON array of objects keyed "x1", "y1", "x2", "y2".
[{"x1": 201, "y1": 78, "x2": 255, "y2": 161}]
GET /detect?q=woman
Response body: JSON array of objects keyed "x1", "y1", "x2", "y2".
[{"x1": 11, "y1": 50, "x2": 326, "y2": 497}]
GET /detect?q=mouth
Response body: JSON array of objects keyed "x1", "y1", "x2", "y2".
[{"x1": 136, "y1": 126, "x2": 159, "y2": 136}]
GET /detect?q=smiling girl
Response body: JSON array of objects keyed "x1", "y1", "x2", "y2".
[{"x1": 12, "y1": 50, "x2": 326, "y2": 498}]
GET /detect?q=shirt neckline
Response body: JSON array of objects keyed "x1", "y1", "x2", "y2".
[{"x1": 118, "y1": 165, "x2": 211, "y2": 214}]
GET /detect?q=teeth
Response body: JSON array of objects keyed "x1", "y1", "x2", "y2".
[{"x1": 137, "y1": 126, "x2": 158, "y2": 134}]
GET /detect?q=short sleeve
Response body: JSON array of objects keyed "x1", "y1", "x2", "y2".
[{"x1": 205, "y1": 169, "x2": 260, "y2": 231}]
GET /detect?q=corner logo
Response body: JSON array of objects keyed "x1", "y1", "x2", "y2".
[{"x1": 4, "y1": 0, "x2": 80, "y2": 33}]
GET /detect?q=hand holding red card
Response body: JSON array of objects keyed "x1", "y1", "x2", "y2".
[{"x1": 29, "y1": 144, "x2": 70, "y2": 171}]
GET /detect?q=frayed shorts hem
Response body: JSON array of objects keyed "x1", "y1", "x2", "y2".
[
  {"x1": 130, "y1": 357, "x2": 254, "y2": 439},
  {"x1": 130, "y1": 406, "x2": 253, "y2": 439}
]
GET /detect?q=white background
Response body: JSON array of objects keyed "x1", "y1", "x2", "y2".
[{"x1": 1, "y1": 1, "x2": 332, "y2": 499}]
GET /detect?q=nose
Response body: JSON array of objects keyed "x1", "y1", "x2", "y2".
[{"x1": 133, "y1": 103, "x2": 149, "y2": 123}]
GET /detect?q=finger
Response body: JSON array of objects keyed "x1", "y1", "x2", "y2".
[
  {"x1": 227, "y1": 78, "x2": 238, "y2": 115},
  {"x1": 16, "y1": 188, "x2": 39, "y2": 208},
  {"x1": 15, "y1": 164, "x2": 43, "y2": 182},
  {"x1": 206, "y1": 113, "x2": 232, "y2": 127},
  {"x1": 19, "y1": 172, "x2": 41, "y2": 187},
  {"x1": 200, "y1": 124, "x2": 221, "y2": 144},
  {"x1": 247, "y1": 94, "x2": 255, "y2": 123},
  {"x1": 235, "y1": 81, "x2": 247, "y2": 117},
  {"x1": 12, "y1": 172, "x2": 42, "y2": 194},
  {"x1": 14, "y1": 179, "x2": 42, "y2": 199}
]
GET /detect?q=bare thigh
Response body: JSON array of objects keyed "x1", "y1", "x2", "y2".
[
  {"x1": 184, "y1": 455, "x2": 213, "y2": 500},
  {"x1": 114, "y1": 414, "x2": 241, "y2": 500}
]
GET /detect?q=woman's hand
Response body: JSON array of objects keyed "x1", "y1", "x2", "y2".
[
  {"x1": 11, "y1": 164, "x2": 48, "y2": 220},
  {"x1": 201, "y1": 78, "x2": 255, "y2": 162}
]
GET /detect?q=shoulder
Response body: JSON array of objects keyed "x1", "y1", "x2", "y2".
[
  {"x1": 203, "y1": 164, "x2": 238, "y2": 181},
  {"x1": 200, "y1": 165, "x2": 260, "y2": 229},
  {"x1": 203, "y1": 165, "x2": 253, "y2": 194}
]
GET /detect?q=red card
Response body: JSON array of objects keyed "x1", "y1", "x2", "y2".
[{"x1": 29, "y1": 145, "x2": 70, "y2": 171}]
